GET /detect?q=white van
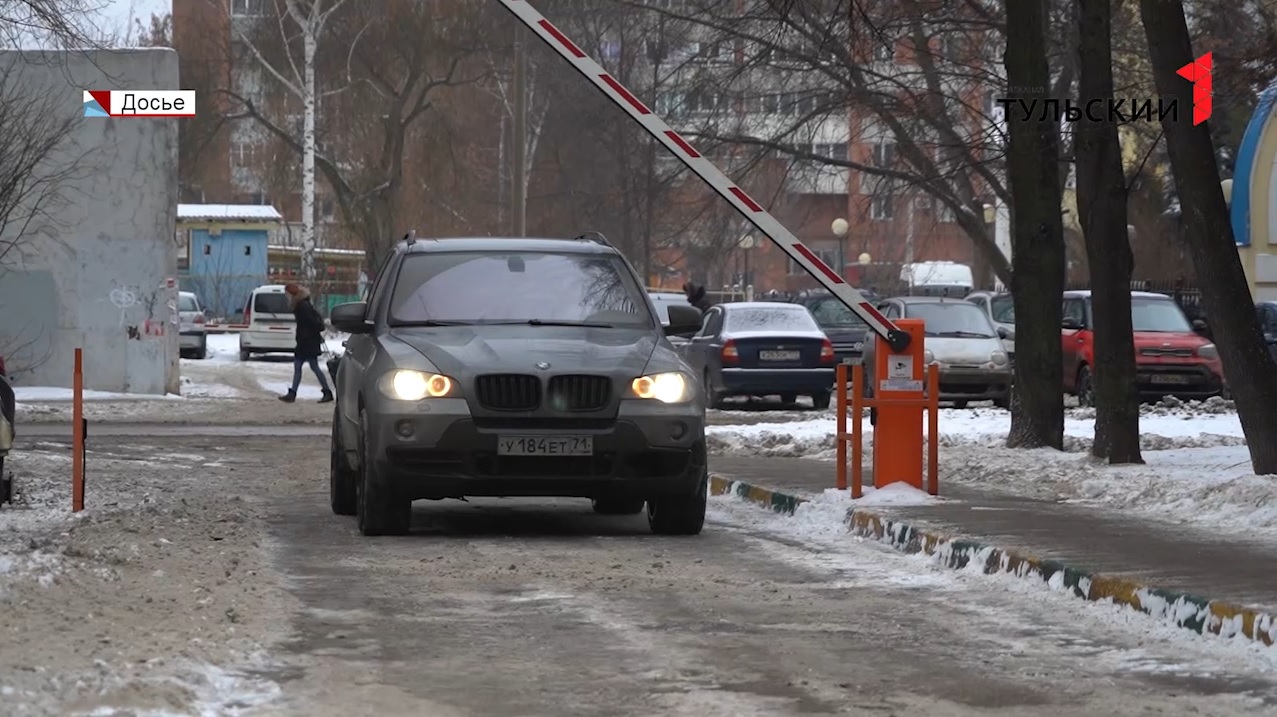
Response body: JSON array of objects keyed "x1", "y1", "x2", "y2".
[{"x1": 238, "y1": 285, "x2": 297, "y2": 361}]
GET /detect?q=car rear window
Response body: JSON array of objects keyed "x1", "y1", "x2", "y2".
[
  {"x1": 254, "y1": 293, "x2": 292, "y2": 315},
  {"x1": 178, "y1": 295, "x2": 198, "y2": 312},
  {"x1": 805, "y1": 298, "x2": 867, "y2": 329},
  {"x1": 389, "y1": 251, "x2": 654, "y2": 328},
  {"x1": 724, "y1": 306, "x2": 820, "y2": 333}
]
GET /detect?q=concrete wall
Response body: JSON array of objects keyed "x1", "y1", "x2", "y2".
[{"x1": 0, "y1": 49, "x2": 179, "y2": 395}]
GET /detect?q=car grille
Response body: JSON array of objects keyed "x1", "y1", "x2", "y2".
[
  {"x1": 1140, "y1": 347, "x2": 1194, "y2": 358},
  {"x1": 473, "y1": 374, "x2": 541, "y2": 411},
  {"x1": 547, "y1": 375, "x2": 611, "y2": 412}
]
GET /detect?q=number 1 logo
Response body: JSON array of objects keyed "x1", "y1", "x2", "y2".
[{"x1": 1176, "y1": 52, "x2": 1213, "y2": 126}]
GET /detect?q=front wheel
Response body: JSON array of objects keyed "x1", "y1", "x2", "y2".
[
  {"x1": 647, "y1": 469, "x2": 707, "y2": 536},
  {"x1": 356, "y1": 411, "x2": 412, "y2": 536},
  {"x1": 810, "y1": 391, "x2": 832, "y2": 410},
  {"x1": 329, "y1": 408, "x2": 357, "y2": 516},
  {"x1": 1077, "y1": 365, "x2": 1095, "y2": 407},
  {"x1": 239, "y1": 349, "x2": 250, "y2": 362}
]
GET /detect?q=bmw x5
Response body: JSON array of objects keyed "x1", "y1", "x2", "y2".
[{"x1": 328, "y1": 235, "x2": 709, "y2": 536}]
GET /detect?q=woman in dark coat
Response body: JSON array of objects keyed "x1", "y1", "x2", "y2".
[
  {"x1": 683, "y1": 282, "x2": 714, "y2": 313},
  {"x1": 280, "y1": 284, "x2": 334, "y2": 403}
]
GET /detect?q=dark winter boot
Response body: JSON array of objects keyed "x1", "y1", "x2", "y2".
[
  {"x1": 278, "y1": 390, "x2": 297, "y2": 403},
  {"x1": 318, "y1": 389, "x2": 334, "y2": 404}
]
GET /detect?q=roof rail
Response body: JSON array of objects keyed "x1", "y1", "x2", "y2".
[{"x1": 572, "y1": 231, "x2": 611, "y2": 247}]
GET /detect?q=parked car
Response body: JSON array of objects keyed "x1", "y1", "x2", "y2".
[
  {"x1": 177, "y1": 291, "x2": 208, "y2": 359},
  {"x1": 1255, "y1": 301, "x2": 1277, "y2": 360},
  {"x1": 863, "y1": 296, "x2": 1012, "y2": 409},
  {"x1": 1062, "y1": 290, "x2": 1224, "y2": 404},
  {"x1": 0, "y1": 354, "x2": 14, "y2": 504},
  {"x1": 964, "y1": 290, "x2": 1015, "y2": 364},
  {"x1": 238, "y1": 284, "x2": 297, "y2": 362},
  {"x1": 677, "y1": 301, "x2": 837, "y2": 409},
  {"x1": 327, "y1": 234, "x2": 708, "y2": 537},
  {"x1": 791, "y1": 290, "x2": 871, "y2": 365}
]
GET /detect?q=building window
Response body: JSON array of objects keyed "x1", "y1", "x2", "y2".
[
  {"x1": 231, "y1": 142, "x2": 253, "y2": 171},
  {"x1": 873, "y1": 40, "x2": 895, "y2": 62},
  {"x1": 203, "y1": 244, "x2": 211, "y2": 255},
  {"x1": 789, "y1": 247, "x2": 838, "y2": 275},
  {"x1": 244, "y1": 245, "x2": 252, "y2": 256},
  {"x1": 249, "y1": 192, "x2": 268, "y2": 205},
  {"x1": 814, "y1": 143, "x2": 848, "y2": 161},
  {"x1": 938, "y1": 204, "x2": 956, "y2": 222},
  {"x1": 320, "y1": 198, "x2": 335, "y2": 220},
  {"x1": 938, "y1": 35, "x2": 961, "y2": 62},
  {"x1": 870, "y1": 194, "x2": 894, "y2": 220},
  {"x1": 231, "y1": 0, "x2": 265, "y2": 16},
  {"x1": 655, "y1": 92, "x2": 687, "y2": 116},
  {"x1": 872, "y1": 141, "x2": 895, "y2": 168}
]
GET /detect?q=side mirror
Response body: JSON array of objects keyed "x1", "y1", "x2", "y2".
[
  {"x1": 1062, "y1": 317, "x2": 1083, "y2": 331},
  {"x1": 997, "y1": 326, "x2": 1011, "y2": 340},
  {"x1": 664, "y1": 304, "x2": 703, "y2": 337},
  {"x1": 330, "y1": 301, "x2": 372, "y2": 334},
  {"x1": 1191, "y1": 319, "x2": 1208, "y2": 334}
]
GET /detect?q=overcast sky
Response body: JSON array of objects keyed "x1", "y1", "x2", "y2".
[{"x1": 96, "y1": 0, "x2": 172, "y2": 40}]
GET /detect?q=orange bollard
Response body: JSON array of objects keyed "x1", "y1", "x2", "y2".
[
  {"x1": 72, "y1": 348, "x2": 84, "y2": 512},
  {"x1": 871, "y1": 318, "x2": 927, "y2": 491},
  {"x1": 927, "y1": 361, "x2": 939, "y2": 496},
  {"x1": 851, "y1": 363, "x2": 864, "y2": 499},
  {"x1": 835, "y1": 363, "x2": 848, "y2": 491}
]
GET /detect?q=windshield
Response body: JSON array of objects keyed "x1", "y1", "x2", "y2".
[
  {"x1": 990, "y1": 295, "x2": 1014, "y2": 324},
  {"x1": 806, "y1": 298, "x2": 868, "y2": 329},
  {"x1": 389, "y1": 251, "x2": 653, "y2": 327},
  {"x1": 178, "y1": 295, "x2": 198, "y2": 312},
  {"x1": 908, "y1": 302, "x2": 996, "y2": 338},
  {"x1": 724, "y1": 306, "x2": 820, "y2": 333},
  {"x1": 253, "y1": 293, "x2": 291, "y2": 315},
  {"x1": 1131, "y1": 297, "x2": 1192, "y2": 332}
]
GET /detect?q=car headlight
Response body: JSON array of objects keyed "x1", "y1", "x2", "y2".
[
  {"x1": 990, "y1": 350, "x2": 1009, "y2": 366},
  {"x1": 378, "y1": 369, "x2": 456, "y2": 401},
  {"x1": 1197, "y1": 343, "x2": 1218, "y2": 360},
  {"x1": 630, "y1": 372, "x2": 692, "y2": 403},
  {"x1": 924, "y1": 349, "x2": 935, "y2": 364}
]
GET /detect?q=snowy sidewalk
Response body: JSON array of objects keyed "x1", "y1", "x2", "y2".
[{"x1": 709, "y1": 455, "x2": 1277, "y2": 616}]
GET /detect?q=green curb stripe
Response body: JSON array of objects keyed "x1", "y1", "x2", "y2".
[{"x1": 715, "y1": 475, "x2": 1276, "y2": 648}]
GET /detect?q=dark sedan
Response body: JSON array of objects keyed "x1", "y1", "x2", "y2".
[{"x1": 677, "y1": 302, "x2": 837, "y2": 409}]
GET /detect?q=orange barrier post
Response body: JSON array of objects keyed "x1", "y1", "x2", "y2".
[
  {"x1": 871, "y1": 318, "x2": 927, "y2": 491},
  {"x1": 835, "y1": 363, "x2": 848, "y2": 490},
  {"x1": 850, "y1": 363, "x2": 864, "y2": 499},
  {"x1": 72, "y1": 348, "x2": 84, "y2": 512},
  {"x1": 927, "y1": 362, "x2": 939, "y2": 496}
]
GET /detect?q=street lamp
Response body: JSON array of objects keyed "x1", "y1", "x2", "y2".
[
  {"x1": 981, "y1": 203, "x2": 996, "y2": 290},
  {"x1": 831, "y1": 217, "x2": 849, "y2": 279},
  {"x1": 858, "y1": 252, "x2": 872, "y2": 265},
  {"x1": 739, "y1": 234, "x2": 756, "y2": 300}
]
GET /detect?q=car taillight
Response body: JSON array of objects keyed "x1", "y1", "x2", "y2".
[
  {"x1": 721, "y1": 340, "x2": 739, "y2": 364},
  {"x1": 819, "y1": 339, "x2": 835, "y2": 364},
  {"x1": 0, "y1": 355, "x2": 6, "y2": 376},
  {"x1": 243, "y1": 306, "x2": 251, "y2": 324},
  {"x1": 194, "y1": 314, "x2": 204, "y2": 324}
]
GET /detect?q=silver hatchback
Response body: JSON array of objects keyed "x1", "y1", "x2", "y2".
[{"x1": 863, "y1": 296, "x2": 1012, "y2": 408}]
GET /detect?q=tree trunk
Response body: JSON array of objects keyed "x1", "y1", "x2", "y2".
[
  {"x1": 1004, "y1": 0, "x2": 1067, "y2": 450},
  {"x1": 299, "y1": 8, "x2": 318, "y2": 284},
  {"x1": 1137, "y1": 0, "x2": 1277, "y2": 475},
  {"x1": 1075, "y1": 0, "x2": 1142, "y2": 464}
]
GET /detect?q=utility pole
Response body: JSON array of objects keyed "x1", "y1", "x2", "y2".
[{"x1": 512, "y1": 31, "x2": 528, "y2": 237}]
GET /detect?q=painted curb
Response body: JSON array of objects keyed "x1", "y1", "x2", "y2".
[{"x1": 708, "y1": 473, "x2": 1276, "y2": 648}]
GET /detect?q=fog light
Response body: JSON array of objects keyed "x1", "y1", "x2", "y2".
[
  {"x1": 395, "y1": 420, "x2": 414, "y2": 438},
  {"x1": 670, "y1": 421, "x2": 687, "y2": 440}
]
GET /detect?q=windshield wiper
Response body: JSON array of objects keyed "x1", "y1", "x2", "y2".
[
  {"x1": 391, "y1": 319, "x2": 477, "y2": 327},
  {"x1": 523, "y1": 319, "x2": 615, "y2": 328},
  {"x1": 934, "y1": 330, "x2": 994, "y2": 338}
]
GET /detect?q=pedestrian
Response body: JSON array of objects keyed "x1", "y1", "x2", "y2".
[
  {"x1": 279, "y1": 283, "x2": 334, "y2": 404},
  {"x1": 682, "y1": 281, "x2": 713, "y2": 314}
]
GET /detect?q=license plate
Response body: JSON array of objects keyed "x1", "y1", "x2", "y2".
[
  {"x1": 497, "y1": 435, "x2": 593, "y2": 456},
  {"x1": 759, "y1": 350, "x2": 800, "y2": 361},
  {"x1": 1148, "y1": 374, "x2": 1192, "y2": 384}
]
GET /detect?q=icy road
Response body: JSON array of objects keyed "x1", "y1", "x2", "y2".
[{"x1": 2, "y1": 433, "x2": 1276, "y2": 716}]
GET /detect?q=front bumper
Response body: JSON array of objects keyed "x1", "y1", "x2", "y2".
[
  {"x1": 937, "y1": 366, "x2": 1012, "y2": 401},
  {"x1": 179, "y1": 331, "x2": 205, "y2": 350},
  {"x1": 366, "y1": 398, "x2": 706, "y2": 501},
  {"x1": 1135, "y1": 364, "x2": 1223, "y2": 399},
  {"x1": 719, "y1": 367, "x2": 836, "y2": 395},
  {"x1": 240, "y1": 330, "x2": 295, "y2": 351}
]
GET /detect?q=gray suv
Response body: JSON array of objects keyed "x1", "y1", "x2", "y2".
[{"x1": 328, "y1": 234, "x2": 709, "y2": 537}]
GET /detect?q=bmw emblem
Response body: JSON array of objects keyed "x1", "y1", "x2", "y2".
[{"x1": 536, "y1": 361, "x2": 551, "y2": 370}]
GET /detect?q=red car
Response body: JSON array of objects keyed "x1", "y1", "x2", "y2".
[{"x1": 1062, "y1": 290, "x2": 1225, "y2": 404}]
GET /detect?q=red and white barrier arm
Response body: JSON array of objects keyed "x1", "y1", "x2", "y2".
[{"x1": 497, "y1": 0, "x2": 911, "y2": 352}]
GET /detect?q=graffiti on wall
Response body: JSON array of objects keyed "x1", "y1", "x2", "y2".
[{"x1": 110, "y1": 279, "x2": 176, "y2": 340}]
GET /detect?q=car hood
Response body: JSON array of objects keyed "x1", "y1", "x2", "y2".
[
  {"x1": 387, "y1": 326, "x2": 659, "y2": 377},
  {"x1": 1133, "y1": 331, "x2": 1207, "y2": 348},
  {"x1": 928, "y1": 336, "x2": 1003, "y2": 364}
]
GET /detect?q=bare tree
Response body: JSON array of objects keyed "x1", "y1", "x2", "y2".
[
  {"x1": 1138, "y1": 0, "x2": 1277, "y2": 476},
  {"x1": 0, "y1": 0, "x2": 105, "y2": 48}
]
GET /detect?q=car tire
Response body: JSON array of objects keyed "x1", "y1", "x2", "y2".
[
  {"x1": 780, "y1": 393, "x2": 797, "y2": 405},
  {"x1": 1077, "y1": 365, "x2": 1095, "y2": 407},
  {"x1": 239, "y1": 349, "x2": 250, "y2": 362},
  {"x1": 591, "y1": 497, "x2": 645, "y2": 515},
  {"x1": 329, "y1": 408, "x2": 357, "y2": 516},
  {"x1": 953, "y1": 400, "x2": 969, "y2": 409},
  {"x1": 356, "y1": 410, "x2": 411, "y2": 536},
  {"x1": 810, "y1": 391, "x2": 832, "y2": 410},
  {"x1": 197, "y1": 337, "x2": 208, "y2": 360},
  {"x1": 703, "y1": 369, "x2": 725, "y2": 409},
  {"x1": 647, "y1": 468, "x2": 707, "y2": 536}
]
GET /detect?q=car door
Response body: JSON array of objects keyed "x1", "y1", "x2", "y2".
[
  {"x1": 1061, "y1": 298, "x2": 1087, "y2": 388},
  {"x1": 341, "y1": 253, "x2": 397, "y2": 425},
  {"x1": 685, "y1": 307, "x2": 723, "y2": 379}
]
